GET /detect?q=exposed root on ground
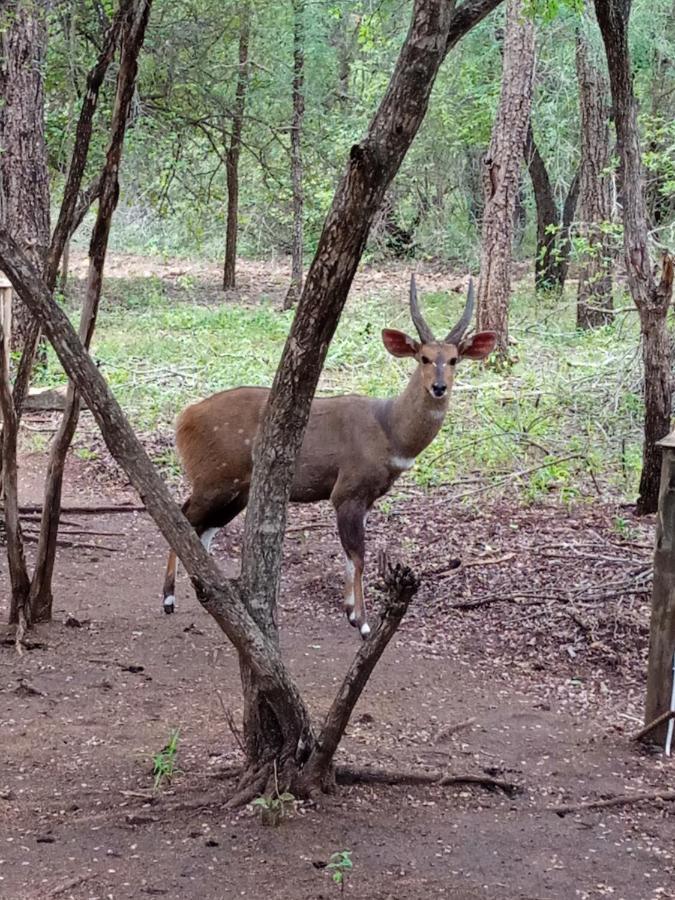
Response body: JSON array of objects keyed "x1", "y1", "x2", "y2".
[{"x1": 335, "y1": 765, "x2": 521, "y2": 795}]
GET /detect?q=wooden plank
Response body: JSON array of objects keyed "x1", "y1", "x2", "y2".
[{"x1": 645, "y1": 436, "x2": 675, "y2": 743}]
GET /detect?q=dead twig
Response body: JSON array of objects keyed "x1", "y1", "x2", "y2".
[
  {"x1": 14, "y1": 503, "x2": 146, "y2": 515},
  {"x1": 631, "y1": 710, "x2": 675, "y2": 742},
  {"x1": 335, "y1": 765, "x2": 520, "y2": 795},
  {"x1": 548, "y1": 791, "x2": 675, "y2": 816}
]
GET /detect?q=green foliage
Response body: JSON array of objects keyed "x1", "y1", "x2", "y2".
[
  {"x1": 42, "y1": 0, "x2": 675, "y2": 264},
  {"x1": 152, "y1": 729, "x2": 180, "y2": 790},
  {"x1": 326, "y1": 850, "x2": 353, "y2": 892},
  {"x1": 38, "y1": 277, "x2": 649, "y2": 506},
  {"x1": 251, "y1": 762, "x2": 295, "y2": 826}
]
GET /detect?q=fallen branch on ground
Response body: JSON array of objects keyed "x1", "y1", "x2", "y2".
[
  {"x1": 631, "y1": 710, "x2": 675, "y2": 742},
  {"x1": 548, "y1": 791, "x2": 675, "y2": 815},
  {"x1": 335, "y1": 765, "x2": 520, "y2": 795},
  {"x1": 13, "y1": 503, "x2": 146, "y2": 514}
]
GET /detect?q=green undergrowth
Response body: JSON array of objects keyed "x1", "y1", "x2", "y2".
[{"x1": 37, "y1": 275, "x2": 648, "y2": 504}]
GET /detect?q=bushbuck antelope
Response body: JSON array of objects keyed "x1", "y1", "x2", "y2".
[{"x1": 162, "y1": 276, "x2": 496, "y2": 636}]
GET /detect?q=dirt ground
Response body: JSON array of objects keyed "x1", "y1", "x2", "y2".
[{"x1": 1, "y1": 449, "x2": 674, "y2": 900}]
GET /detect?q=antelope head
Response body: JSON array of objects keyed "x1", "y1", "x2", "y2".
[{"x1": 381, "y1": 275, "x2": 496, "y2": 398}]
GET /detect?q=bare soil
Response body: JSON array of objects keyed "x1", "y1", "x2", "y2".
[{"x1": 1, "y1": 450, "x2": 674, "y2": 900}]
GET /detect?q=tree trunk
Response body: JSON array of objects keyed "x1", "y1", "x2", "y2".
[
  {"x1": 283, "y1": 0, "x2": 305, "y2": 310},
  {"x1": 223, "y1": 2, "x2": 251, "y2": 291},
  {"x1": 525, "y1": 126, "x2": 580, "y2": 294},
  {"x1": 28, "y1": 0, "x2": 152, "y2": 623},
  {"x1": 0, "y1": 0, "x2": 504, "y2": 794},
  {"x1": 1, "y1": 3, "x2": 130, "y2": 629},
  {"x1": 476, "y1": 0, "x2": 535, "y2": 358},
  {"x1": 594, "y1": 0, "x2": 674, "y2": 515},
  {"x1": 0, "y1": 0, "x2": 50, "y2": 348},
  {"x1": 576, "y1": 23, "x2": 614, "y2": 328}
]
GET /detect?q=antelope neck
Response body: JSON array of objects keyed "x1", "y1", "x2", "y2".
[{"x1": 384, "y1": 369, "x2": 449, "y2": 458}]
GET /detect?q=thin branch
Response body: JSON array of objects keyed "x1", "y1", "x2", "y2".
[
  {"x1": 631, "y1": 710, "x2": 675, "y2": 742},
  {"x1": 303, "y1": 556, "x2": 420, "y2": 781},
  {"x1": 335, "y1": 766, "x2": 520, "y2": 795},
  {"x1": 548, "y1": 792, "x2": 675, "y2": 816}
]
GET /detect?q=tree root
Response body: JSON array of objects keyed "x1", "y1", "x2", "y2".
[
  {"x1": 335, "y1": 765, "x2": 520, "y2": 796},
  {"x1": 548, "y1": 791, "x2": 675, "y2": 816}
]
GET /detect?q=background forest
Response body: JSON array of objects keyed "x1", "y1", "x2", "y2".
[{"x1": 33, "y1": 0, "x2": 675, "y2": 504}]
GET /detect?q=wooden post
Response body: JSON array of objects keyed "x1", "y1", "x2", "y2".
[
  {"x1": 645, "y1": 432, "x2": 675, "y2": 743},
  {"x1": 0, "y1": 270, "x2": 12, "y2": 396}
]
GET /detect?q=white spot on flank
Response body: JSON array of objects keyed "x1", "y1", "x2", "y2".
[
  {"x1": 244, "y1": 438, "x2": 251, "y2": 445},
  {"x1": 360, "y1": 623, "x2": 371, "y2": 637},
  {"x1": 390, "y1": 455, "x2": 415, "y2": 470},
  {"x1": 201, "y1": 528, "x2": 218, "y2": 552}
]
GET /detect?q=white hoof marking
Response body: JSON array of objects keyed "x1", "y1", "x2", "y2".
[
  {"x1": 163, "y1": 595, "x2": 175, "y2": 613},
  {"x1": 360, "y1": 623, "x2": 371, "y2": 637},
  {"x1": 349, "y1": 610, "x2": 357, "y2": 623}
]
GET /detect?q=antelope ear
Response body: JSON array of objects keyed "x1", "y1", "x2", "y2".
[
  {"x1": 381, "y1": 329, "x2": 420, "y2": 358},
  {"x1": 459, "y1": 331, "x2": 497, "y2": 360}
]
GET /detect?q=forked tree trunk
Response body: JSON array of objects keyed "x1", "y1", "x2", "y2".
[
  {"x1": 0, "y1": 0, "x2": 504, "y2": 795},
  {"x1": 476, "y1": 0, "x2": 535, "y2": 358},
  {"x1": 594, "y1": 0, "x2": 674, "y2": 514},
  {"x1": 28, "y1": 0, "x2": 152, "y2": 623},
  {"x1": 223, "y1": 1, "x2": 251, "y2": 291},
  {"x1": 576, "y1": 23, "x2": 614, "y2": 328},
  {"x1": 0, "y1": 0, "x2": 50, "y2": 350},
  {"x1": 525, "y1": 126, "x2": 580, "y2": 294},
  {"x1": 283, "y1": 0, "x2": 306, "y2": 310}
]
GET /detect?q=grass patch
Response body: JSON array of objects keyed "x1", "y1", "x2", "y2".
[{"x1": 37, "y1": 275, "x2": 647, "y2": 503}]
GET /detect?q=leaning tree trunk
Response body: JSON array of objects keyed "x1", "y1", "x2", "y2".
[
  {"x1": 0, "y1": 0, "x2": 504, "y2": 796},
  {"x1": 0, "y1": 0, "x2": 50, "y2": 350},
  {"x1": 525, "y1": 126, "x2": 580, "y2": 294},
  {"x1": 283, "y1": 0, "x2": 306, "y2": 310},
  {"x1": 594, "y1": 0, "x2": 674, "y2": 515},
  {"x1": 28, "y1": 0, "x2": 152, "y2": 623},
  {"x1": 223, "y1": 1, "x2": 251, "y2": 291},
  {"x1": 576, "y1": 22, "x2": 614, "y2": 329},
  {"x1": 476, "y1": 0, "x2": 535, "y2": 359}
]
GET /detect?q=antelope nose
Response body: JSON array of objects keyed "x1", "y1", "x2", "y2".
[{"x1": 432, "y1": 383, "x2": 446, "y2": 397}]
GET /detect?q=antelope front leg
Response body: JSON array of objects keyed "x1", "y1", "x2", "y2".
[{"x1": 336, "y1": 500, "x2": 370, "y2": 639}]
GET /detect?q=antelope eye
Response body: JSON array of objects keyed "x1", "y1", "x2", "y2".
[
  {"x1": 421, "y1": 355, "x2": 431, "y2": 365},
  {"x1": 447, "y1": 358, "x2": 458, "y2": 366}
]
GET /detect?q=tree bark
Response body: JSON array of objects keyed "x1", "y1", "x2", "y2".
[
  {"x1": 0, "y1": 0, "x2": 504, "y2": 793},
  {"x1": 594, "y1": 0, "x2": 674, "y2": 515},
  {"x1": 28, "y1": 0, "x2": 152, "y2": 623},
  {"x1": 476, "y1": 0, "x2": 535, "y2": 358},
  {"x1": 223, "y1": 1, "x2": 251, "y2": 291},
  {"x1": 0, "y1": 0, "x2": 50, "y2": 349},
  {"x1": 283, "y1": 0, "x2": 306, "y2": 310},
  {"x1": 0, "y1": 1, "x2": 131, "y2": 628},
  {"x1": 576, "y1": 23, "x2": 614, "y2": 328},
  {"x1": 525, "y1": 126, "x2": 580, "y2": 294}
]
